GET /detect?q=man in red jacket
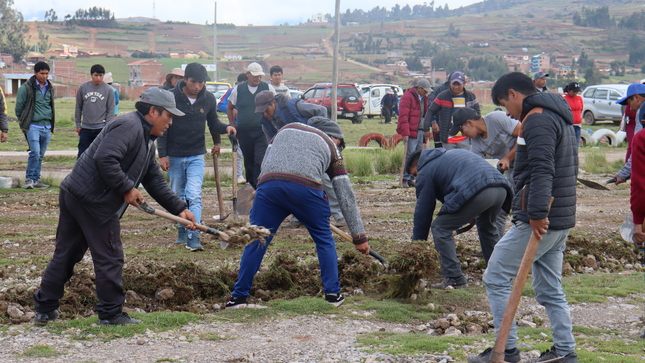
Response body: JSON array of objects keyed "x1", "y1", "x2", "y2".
[{"x1": 397, "y1": 79, "x2": 431, "y2": 187}]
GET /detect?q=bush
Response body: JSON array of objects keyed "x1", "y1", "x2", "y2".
[
  {"x1": 374, "y1": 149, "x2": 404, "y2": 174},
  {"x1": 345, "y1": 152, "x2": 374, "y2": 177}
]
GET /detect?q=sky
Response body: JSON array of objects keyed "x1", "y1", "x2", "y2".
[{"x1": 16, "y1": 0, "x2": 482, "y2": 26}]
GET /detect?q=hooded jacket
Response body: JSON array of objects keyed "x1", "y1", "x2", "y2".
[
  {"x1": 411, "y1": 148, "x2": 513, "y2": 240},
  {"x1": 423, "y1": 88, "x2": 480, "y2": 143},
  {"x1": 512, "y1": 92, "x2": 578, "y2": 229}
]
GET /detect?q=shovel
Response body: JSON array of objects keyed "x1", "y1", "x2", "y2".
[
  {"x1": 229, "y1": 135, "x2": 255, "y2": 217},
  {"x1": 329, "y1": 224, "x2": 387, "y2": 267},
  {"x1": 577, "y1": 178, "x2": 610, "y2": 190},
  {"x1": 213, "y1": 156, "x2": 229, "y2": 221},
  {"x1": 136, "y1": 200, "x2": 230, "y2": 249},
  {"x1": 230, "y1": 135, "x2": 241, "y2": 221}
]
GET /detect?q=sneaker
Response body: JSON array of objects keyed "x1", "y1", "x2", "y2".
[
  {"x1": 467, "y1": 347, "x2": 521, "y2": 363},
  {"x1": 186, "y1": 244, "x2": 204, "y2": 252},
  {"x1": 186, "y1": 233, "x2": 203, "y2": 251},
  {"x1": 238, "y1": 178, "x2": 247, "y2": 185},
  {"x1": 431, "y1": 276, "x2": 468, "y2": 289},
  {"x1": 325, "y1": 293, "x2": 345, "y2": 307},
  {"x1": 33, "y1": 309, "x2": 60, "y2": 326},
  {"x1": 24, "y1": 179, "x2": 34, "y2": 189},
  {"x1": 99, "y1": 312, "x2": 141, "y2": 325},
  {"x1": 333, "y1": 218, "x2": 347, "y2": 227},
  {"x1": 225, "y1": 296, "x2": 248, "y2": 309},
  {"x1": 33, "y1": 180, "x2": 50, "y2": 188},
  {"x1": 530, "y1": 346, "x2": 578, "y2": 363},
  {"x1": 175, "y1": 226, "x2": 188, "y2": 245}
]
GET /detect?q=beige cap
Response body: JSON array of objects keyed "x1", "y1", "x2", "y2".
[{"x1": 246, "y1": 62, "x2": 265, "y2": 76}]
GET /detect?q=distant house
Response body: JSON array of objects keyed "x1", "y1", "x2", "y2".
[
  {"x1": 59, "y1": 44, "x2": 78, "y2": 58},
  {"x1": 387, "y1": 51, "x2": 404, "y2": 58},
  {"x1": 2, "y1": 73, "x2": 37, "y2": 96},
  {"x1": 311, "y1": 13, "x2": 325, "y2": 23},
  {"x1": 256, "y1": 54, "x2": 270, "y2": 60},
  {"x1": 0, "y1": 54, "x2": 14, "y2": 68},
  {"x1": 224, "y1": 53, "x2": 242, "y2": 61},
  {"x1": 25, "y1": 52, "x2": 46, "y2": 64},
  {"x1": 127, "y1": 59, "x2": 163, "y2": 86}
]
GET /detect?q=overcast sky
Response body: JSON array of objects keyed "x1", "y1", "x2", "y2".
[{"x1": 16, "y1": 0, "x2": 481, "y2": 26}]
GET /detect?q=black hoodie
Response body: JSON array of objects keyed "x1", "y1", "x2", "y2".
[{"x1": 512, "y1": 92, "x2": 578, "y2": 229}]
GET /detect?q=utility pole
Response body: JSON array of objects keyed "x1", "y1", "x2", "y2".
[
  {"x1": 213, "y1": 2, "x2": 217, "y2": 81},
  {"x1": 331, "y1": 0, "x2": 340, "y2": 122}
]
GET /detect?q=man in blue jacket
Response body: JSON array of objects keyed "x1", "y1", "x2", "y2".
[
  {"x1": 406, "y1": 148, "x2": 513, "y2": 289},
  {"x1": 33, "y1": 88, "x2": 197, "y2": 326},
  {"x1": 157, "y1": 63, "x2": 235, "y2": 251},
  {"x1": 468, "y1": 72, "x2": 578, "y2": 363}
]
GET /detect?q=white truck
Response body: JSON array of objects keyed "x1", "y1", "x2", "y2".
[{"x1": 359, "y1": 84, "x2": 404, "y2": 119}]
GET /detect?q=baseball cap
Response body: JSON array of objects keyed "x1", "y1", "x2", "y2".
[
  {"x1": 247, "y1": 62, "x2": 265, "y2": 76},
  {"x1": 533, "y1": 71, "x2": 549, "y2": 80},
  {"x1": 416, "y1": 78, "x2": 432, "y2": 92},
  {"x1": 184, "y1": 62, "x2": 211, "y2": 82},
  {"x1": 617, "y1": 83, "x2": 645, "y2": 105},
  {"x1": 449, "y1": 71, "x2": 466, "y2": 85},
  {"x1": 165, "y1": 67, "x2": 185, "y2": 82},
  {"x1": 254, "y1": 90, "x2": 276, "y2": 113},
  {"x1": 566, "y1": 82, "x2": 582, "y2": 93},
  {"x1": 449, "y1": 107, "x2": 480, "y2": 136},
  {"x1": 140, "y1": 87, "x2": 185, "y2": 116}
]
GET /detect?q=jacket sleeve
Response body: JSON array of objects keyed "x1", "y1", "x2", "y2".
[
  {"x1": 141, "y1": 148, "x2": 188, "y2": 215},
  {"x1": 422, "y1": 99, "x2": 441, "y2": 132},
  {"x1": 523, "y1": 114, "x2": 557, "y2": 220},
  {"x1": 396, "y1": 94, "x2": 412, "y2": 137},
  {"x1": 75, "y1": 85, "x2": 83, "y2": 128},
  {"x1": 0, "y1": 88, "x2": 7, "y2": 132},
  {"x1": 331, "y1": 174, "x2": 367, "y2": 244},
  {"x1": 297, "y1": 101, "x2": 328, "y2": 119},
  {"x1": 15, "y1": 85, "x2": 26, "y2": 120},
  {"x1": 411, "y1": 176, "x2": 437, "y2": 241},
  {"x1": 206, "y1": 100, "x2": 227, "y2": 145}
]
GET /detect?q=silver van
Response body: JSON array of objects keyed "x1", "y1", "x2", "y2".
[{"x1": 581, "y1": 84, "x2": 629, "y2": 125}]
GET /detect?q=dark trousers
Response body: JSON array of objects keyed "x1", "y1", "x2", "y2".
[
  {"x1": 382, "y1": 106, "x2": 392, "y2": 124},
  {"x1": 431, "y1": 186, "x2": 507, "y2": 278},
  {"x1": 34, "y1": 189, "x2": 125, "y2": 319},
  {"x1": 237, "y1": 128, "x2": 268, "y2": 189},
  {"x1": 78, "y1": 128, "x2": 102, "y2": 158}
]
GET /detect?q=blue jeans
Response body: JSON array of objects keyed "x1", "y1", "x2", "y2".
[
  {"x1": 483, "y1": 221, "x2": 575, "y2": 356},
  {"x1": 403, "y1": 129, "x2": 424, "y2": 182},
  {"x1": 167, "y1": 155, "x2": 205, "y2": 248},
  {"x1": 232, "y1": 180, "x2": 340, "y2": 298},
  {"x1": 26, "y1": 125, "x2": 51, "y2": 181}
]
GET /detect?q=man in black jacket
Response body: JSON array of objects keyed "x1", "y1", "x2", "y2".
[
  {"x1": 468, "y1": 72, "x2": 578, "y2": 363},
  {"x1": 158, "y1": 63, "x2": 235, "y2": 251},
  {"x1": 33, "y1": 88, "x2": 197, "y2": 326}
]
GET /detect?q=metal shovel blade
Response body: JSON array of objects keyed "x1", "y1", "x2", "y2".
[
  {"x1": 577, "y1": 178, "x2": 610, "y2": 190},
  {"x1": 236, "y1": 184, "x2": 255, "y2": 215},
  {"x1": 620, "y1": 214, "x2": 634, "y2": 243}
]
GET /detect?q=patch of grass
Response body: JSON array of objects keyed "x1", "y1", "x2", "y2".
[
  {"x1": 350, "y1": 298, "x2": 440, "y2": 323},
  {"x1": 45, "y1": 312, "x2": 203, "y2": 341},
  {"x1": 374, "y1": 148, "x2": 404, "y2": 174},
  {"x1": 20, "y1": 345, "x2": 61, "y2": 358},
  {"x1": 583, "y1": 149, "x2": 625, "y2": 174},
  {"x1": 357, "y1": 331, "x2": 473, "y2": 357},
  {"x1": 345, "y1": 151, "x2": 375, "y2": 177}
]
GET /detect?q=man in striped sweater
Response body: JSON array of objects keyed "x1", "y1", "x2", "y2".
[{"x1": 226, "y1": 117, "x2": 370, "y2": 308}]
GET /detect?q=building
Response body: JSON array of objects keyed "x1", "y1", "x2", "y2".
[
  {"x1": 224, "y1": 53, "x2": 242, "y2": 61},
  {"x1": 311, "y1": 13, "x2": 325, "y2": 23},
  {"x1": 531, "y1": 53, "x2": 550, "y2": 73},
  {"x1": 127, "y1": 59, "x2": 164, "y2": 86},
  {"x1": 2, "y1": 73, "x2": 37, "y2": 96}
]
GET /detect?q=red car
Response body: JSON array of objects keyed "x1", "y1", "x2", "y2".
[{"x1": 302, "y1": 83, "x2": 364, "y2": 124}]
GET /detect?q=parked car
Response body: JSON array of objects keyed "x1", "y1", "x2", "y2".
[
  {"x1": 359, "y1": 84, "x2": 404, "y2": 118},
  {"x1": 302, "y1": 83, "x2": 364, "y2": 123},
  {"x1": 205, "y1": 81, "x2": 232, "y2": 104},
  {"x1": 581, "y1": 84, "x2": 629, "y2": 125},
  {"x1": 289, "y1": 89, "x2": 304, "y2": 99}
]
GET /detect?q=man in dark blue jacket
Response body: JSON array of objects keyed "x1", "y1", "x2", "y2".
[
  {"x1": 468, "y1": 72, "x2": 578, "y2": 363},
  {"x1": 33, "y1": 88, "x2": 197, "y2": 326},
  {"x1": 406, "y1": 148, "x2": 513, "y2": 289}
]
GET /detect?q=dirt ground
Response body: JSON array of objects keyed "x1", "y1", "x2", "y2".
[{"x1": 0, "y1": 149, "x2": 641, "y2": 330}]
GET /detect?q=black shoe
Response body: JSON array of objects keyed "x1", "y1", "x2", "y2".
[
  {"x1": 225, "y1": 296, "x2": 248, "y2": 309},
  {"x1": 33, "y1": 309, "x2": 60, "y2": 326},
  {"x1": 99, "y1": 312, "x2": 142, "y2": 325},
  {"x1": 467, "y1": 347, "x2": 521, "y2": 363},
  {"x1": 531, "y1": 346, "x2": 578, "y2": 363},
  {"x1": 431, "y1": 276, "x2": 468, "y2": 289},
  {"x1": 325, "y1": 293, "x2": 345, "y2": 307}
]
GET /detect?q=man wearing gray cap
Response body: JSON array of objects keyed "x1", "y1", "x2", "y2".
[
  {"x1": 33, "y1": 87, "x2": 198, "y2": 326},
  {"x1": 534, "y1": 71, "x2": 549, "y2": 93},
  {"x1": 226, "y1": 117, "x2": 370, "y2": 309},
  {"x1": 227, "y1": 62, "x2": 276, "y2": 188}
]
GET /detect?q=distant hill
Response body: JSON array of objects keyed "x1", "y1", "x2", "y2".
[{"x1": 17, "y1": 0, "x2": 645, "y2": 87}]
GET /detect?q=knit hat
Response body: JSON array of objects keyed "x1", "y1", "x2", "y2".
[{"x1": 307, "y1": 116, "x2": 344, "y2": 139}]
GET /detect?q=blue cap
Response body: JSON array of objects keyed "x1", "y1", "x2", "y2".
[{"x1": 617, "y1": 83, "x2": 645, "y2": 105}]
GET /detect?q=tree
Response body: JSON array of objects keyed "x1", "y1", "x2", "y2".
[
  {"x1": 44, "y1": 8, "x2": 58, "y2": 23},
  {"x1": 583, "y1": 67, "x2": 603, "y2": 87},
  {"x1": 405, "y1": 56, "x2": 423, "y2": 72},
  {"x1": 37, "y1": 26, "x2": 51, "y2": 53},
  {"x1": 431, "y1": 51, "x2": 465, "y2": 73},
  {"x1": 0, "y1": 0, "x2": 30, "y2": 61}
]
